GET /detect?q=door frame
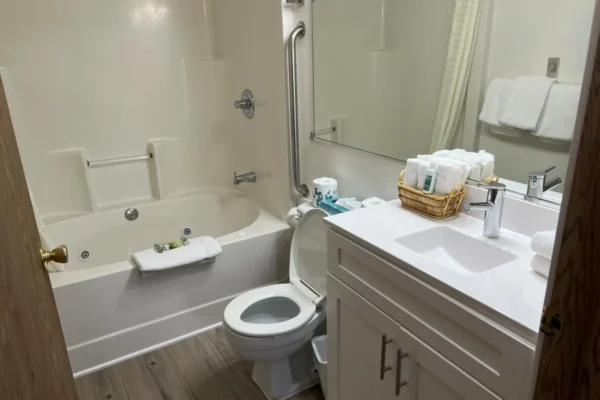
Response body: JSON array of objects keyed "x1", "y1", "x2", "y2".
[{"x1": 531, "y1": 0, "x2": 600, "y2": 398}]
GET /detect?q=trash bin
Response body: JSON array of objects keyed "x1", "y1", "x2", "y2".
[{"x1": 311, "y1": 335, "x2": 327, "y2": 398}]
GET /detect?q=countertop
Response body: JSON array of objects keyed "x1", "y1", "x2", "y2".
[{"x1": 325, "y1": 200, "x2": 548, "y2": 343}]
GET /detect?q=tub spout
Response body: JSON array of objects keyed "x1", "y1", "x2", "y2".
[{"x1": 234, "y1": 171, "x2": 256, "y2": 185}]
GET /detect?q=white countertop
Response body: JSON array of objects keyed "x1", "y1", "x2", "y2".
[{"x1": 325, "y1": 200, "x2": 548, "y2": 343}]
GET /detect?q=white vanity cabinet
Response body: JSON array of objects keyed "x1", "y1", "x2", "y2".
[{"x1": 326, "y1": 230, "x2": 536, "y2": 400}]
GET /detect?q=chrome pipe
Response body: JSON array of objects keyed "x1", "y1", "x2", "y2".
[{"x1": 287, "y1": 22, "x2": 309, "y2": 197}]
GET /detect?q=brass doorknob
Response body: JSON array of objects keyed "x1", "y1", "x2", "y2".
[{"x1": 40, "y1": 245, "x2": 69, "y2": 264}]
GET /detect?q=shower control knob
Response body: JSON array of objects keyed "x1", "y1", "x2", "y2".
[{"x1": 40, "y1": 245, "x2": 69, "y2": 264}]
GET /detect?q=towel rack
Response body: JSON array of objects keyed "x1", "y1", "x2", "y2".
[
  {"x1": 287, "y1": 22, "x2": 309, "y2": 197},
  {"x1": 87, "y1": 153, "x2": 153, "y2": 167},
  {"x1": 310, "y1": 126, "x2": 337, "y2": 139}
]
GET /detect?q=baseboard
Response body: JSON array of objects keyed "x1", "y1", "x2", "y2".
[{"x1": 70, "y1": 294, "x2": 233, "y2": 377}]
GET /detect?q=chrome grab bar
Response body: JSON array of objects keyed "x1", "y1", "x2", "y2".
[
  {"x1": 287, "y1": 22, "x2": 309, "y2": 197},
  {"x1": 87, "y1": 153, "x2": 153, "y2": 168}
]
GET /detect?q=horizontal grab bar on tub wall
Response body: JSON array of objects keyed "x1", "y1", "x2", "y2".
[
  {"x1": 87, "y1": 153, "x2": 153, "y2": 167},
  {"x1": 288, "y1": 22, "x2": 309, "y2": 197}
]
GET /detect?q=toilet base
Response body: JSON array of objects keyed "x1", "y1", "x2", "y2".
[{"x1": 251, "y1": 342, "x2": 320, "y2": 400}]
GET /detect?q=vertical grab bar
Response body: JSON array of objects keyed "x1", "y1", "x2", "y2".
[{"x1": 287, "y1": 22, "x2": 310, "y2": 197}]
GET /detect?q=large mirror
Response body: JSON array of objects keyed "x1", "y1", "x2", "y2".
[{"x1": 313, "y1": 0, "x2": 595, "y2": 201}]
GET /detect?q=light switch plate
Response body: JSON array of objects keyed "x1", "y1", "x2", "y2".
[{"x1": 547, "y1": 57, "x2": 560, "y2": 79}]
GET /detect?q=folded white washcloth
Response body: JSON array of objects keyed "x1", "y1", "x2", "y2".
[
  {"x1": 530, "y1": 255, "x2": 550, "y2": 278},
  {"x1": 531, "y1": 230, "x2": 555, "y2": 260},
  {"x1": 479, "y1": 78, "x2": 513, "y2": 126},
  {"x1": 499, "y1": 76, "x2": 556, "y2": 131},
  {"x1": 433, "y1": 150, "x2": 451, "y2": 157},
  {"x1": 417, "y1": 161, "x2": 431, "y2": 191},
  {"x1": 361, "y1": 197, "x2": 386, "y2": 207},
  {"x1": 336, "y1": 198, "x2": 362, "y2": 210},
  {"x1": 534, "y1": 84, "x2": 581, "y2": 141},
  {"x1": 132, "y1": 237, "x2": 222, "y2": 272},
  {"x1": 434, "y1": 161, "x2": 464, "y2": 195}
]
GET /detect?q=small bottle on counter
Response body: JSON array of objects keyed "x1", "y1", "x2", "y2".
[{"x1": 423, "y1": 161, "x2": 438, "y2": 194}]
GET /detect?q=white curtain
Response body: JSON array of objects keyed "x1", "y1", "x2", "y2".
[{"x1": 429, "y1": 0, "x2": 483, "y2": 152}]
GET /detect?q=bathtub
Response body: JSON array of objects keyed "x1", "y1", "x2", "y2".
[{"x1": 48, "y1": 189, "x2": 291, "y2": 377}]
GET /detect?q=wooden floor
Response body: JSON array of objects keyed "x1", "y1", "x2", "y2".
[{"x1": 75, "y1": 327, "x2": 325, "y2": 400}]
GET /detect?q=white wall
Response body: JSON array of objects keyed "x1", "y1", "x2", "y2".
[
  {"x1": 478, "y1": 0, "x2": 595, "y2": 186},
  {"x1": 312, "y1": 0, "x2": 454, "y2": 161},
  {"x1": 1, "y1": 0, "x2": 292, "y2": 221}
]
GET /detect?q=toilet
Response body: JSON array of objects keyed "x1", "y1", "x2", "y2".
[{"x1": 223, "y1": 207, "x2": 328, "y2": 400}]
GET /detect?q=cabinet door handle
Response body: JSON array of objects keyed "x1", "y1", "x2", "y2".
[
  {"x1": 380, "y1": 335, "x2": 393, "y2": 380},
  {"x1": 395, "y1": 349, "x2": 409, "y2": 395}
]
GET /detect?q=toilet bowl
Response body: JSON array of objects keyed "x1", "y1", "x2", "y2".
[{"x1": 223, "y1": 207, "x2": 329, "y2": 400}]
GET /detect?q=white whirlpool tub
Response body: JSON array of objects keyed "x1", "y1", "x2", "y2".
[{"x1": 48, "y1": 189, "x2": 291, "y2": 377}]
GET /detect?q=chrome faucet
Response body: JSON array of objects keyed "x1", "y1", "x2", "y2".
[
  {"x1": 233, "y1": 171, "x2": 256, "y2": 185},
  {"x1": 525, "y1": 166, "x2": 562, "y2": 200},
  {"x1": 465, "y1": 182, "x2": 506, "y2": 238}
]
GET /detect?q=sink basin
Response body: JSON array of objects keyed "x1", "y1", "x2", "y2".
[{"x1": 395, "y1": 227, "x2": 517, "y2": 275}]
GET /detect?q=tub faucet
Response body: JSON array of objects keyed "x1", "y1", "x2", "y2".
[
  {"x1": 233, "y1": 171, "x2": 256, "y2": 185},
  {"x1": 525, "y1": 165, "x2": 562, "y2": 200},
  {"x1": 464, "y1": 182, "x2": 506, "y2": 238}
]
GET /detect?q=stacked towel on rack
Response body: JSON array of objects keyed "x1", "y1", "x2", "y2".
[
  {"x1": 132, "y1": 236, "x2": 222, "y2": 275},
  {"x1": 479, "y1": 76, "x2": 581, "y2": 142},
  {"x1": 529, "y1": 230, "x2": 556, "y2": 278}
]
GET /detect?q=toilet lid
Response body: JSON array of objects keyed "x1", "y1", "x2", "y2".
[{"x1": 290, "y1": 208, "x2": 329, "y2": 304}]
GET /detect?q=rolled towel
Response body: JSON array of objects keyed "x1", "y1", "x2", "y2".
[
  {"x1": 434, "y1": 161, "x2": 464, "y2": 195},
  {"x1": 443, "y1": 158, "x2": 472, "y2": 183},
  {"x1": 499, "y1": 76, "x2": 556, "y2": 131},
  {"x1": 433, "y1": 149, "x2": 451, "y2": 157},
  {"x1": 132, "y1": 236, "x2": 222, "y2": 273},
  {"x1": 417, "y1": 161, "x2": 431, "y2": 191},
  {"x1": 478, "y1": 150, "x2": 495, "y2": 181},
  {"x1": 404, "y1": 158, "x2": 421, "y2": 188},
  {"x1": 531, "y1": 230, "x2": 556, "y2": 260},
  {"x1": 530, "y1": 254, "x2": 550, "y2": 278}
]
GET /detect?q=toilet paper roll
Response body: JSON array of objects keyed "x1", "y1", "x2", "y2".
[
  {"x1": 286, "y1": 207, "x2": 300, "y2": 229},
  {"x1": 312, "y1": 177, "x2": 338, "y2": 207}
]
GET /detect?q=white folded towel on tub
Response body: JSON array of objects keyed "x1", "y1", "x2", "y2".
[{"x1": 132, "y1": 236, "x2": 222, "y2": 273}]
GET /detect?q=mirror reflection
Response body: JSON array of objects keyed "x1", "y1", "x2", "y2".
[{"x1": 313, "y1": 0, "x2": 595, "y2": 200}]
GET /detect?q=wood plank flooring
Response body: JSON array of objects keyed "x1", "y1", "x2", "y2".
[{"x1": 76, "y1": 327, "x2": 325, "y2": 400}]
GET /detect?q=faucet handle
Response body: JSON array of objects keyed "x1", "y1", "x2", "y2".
[
  {"x1": 530, "y1": 165, "x2": 556, "y2": 178},
  {"x1": 477, "y1": 181, "x2": 506, "y2": 191}
]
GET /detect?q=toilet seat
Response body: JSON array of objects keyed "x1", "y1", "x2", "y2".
[
  {"x1": 224, "y1": 207, "x2": 329, "y2": 338},
  {"x1": 224, "y1": 284, "x2": 316, "y2": 337}
]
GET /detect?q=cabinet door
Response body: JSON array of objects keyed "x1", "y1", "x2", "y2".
[
  {"x1": 396, "y1": 328, "x2": 501, "y2": 400},
  {"x1": 327, "y1": 275, "x2": 403, "y2": 400}
]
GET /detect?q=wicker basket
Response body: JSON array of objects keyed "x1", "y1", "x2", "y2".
[{"x1": 397, "y1": 170, "x2": 466, "y2": 219}]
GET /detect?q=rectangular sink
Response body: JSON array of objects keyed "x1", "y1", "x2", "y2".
[{"x1": 395, "y1": 227, "x2": 517, "y2": 275}]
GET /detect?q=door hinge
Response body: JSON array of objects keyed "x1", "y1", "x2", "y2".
[{"x1": 540, "y1": 306, "x2": 565, "y2": 338}]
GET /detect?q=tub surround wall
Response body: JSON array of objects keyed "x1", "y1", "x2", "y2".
[
  {"x1": 212, "y1": 0, "x2": 293, "y2": 219},
  {"x1": 1, "y1": 0, "x2": 292, "y2": 222}
]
